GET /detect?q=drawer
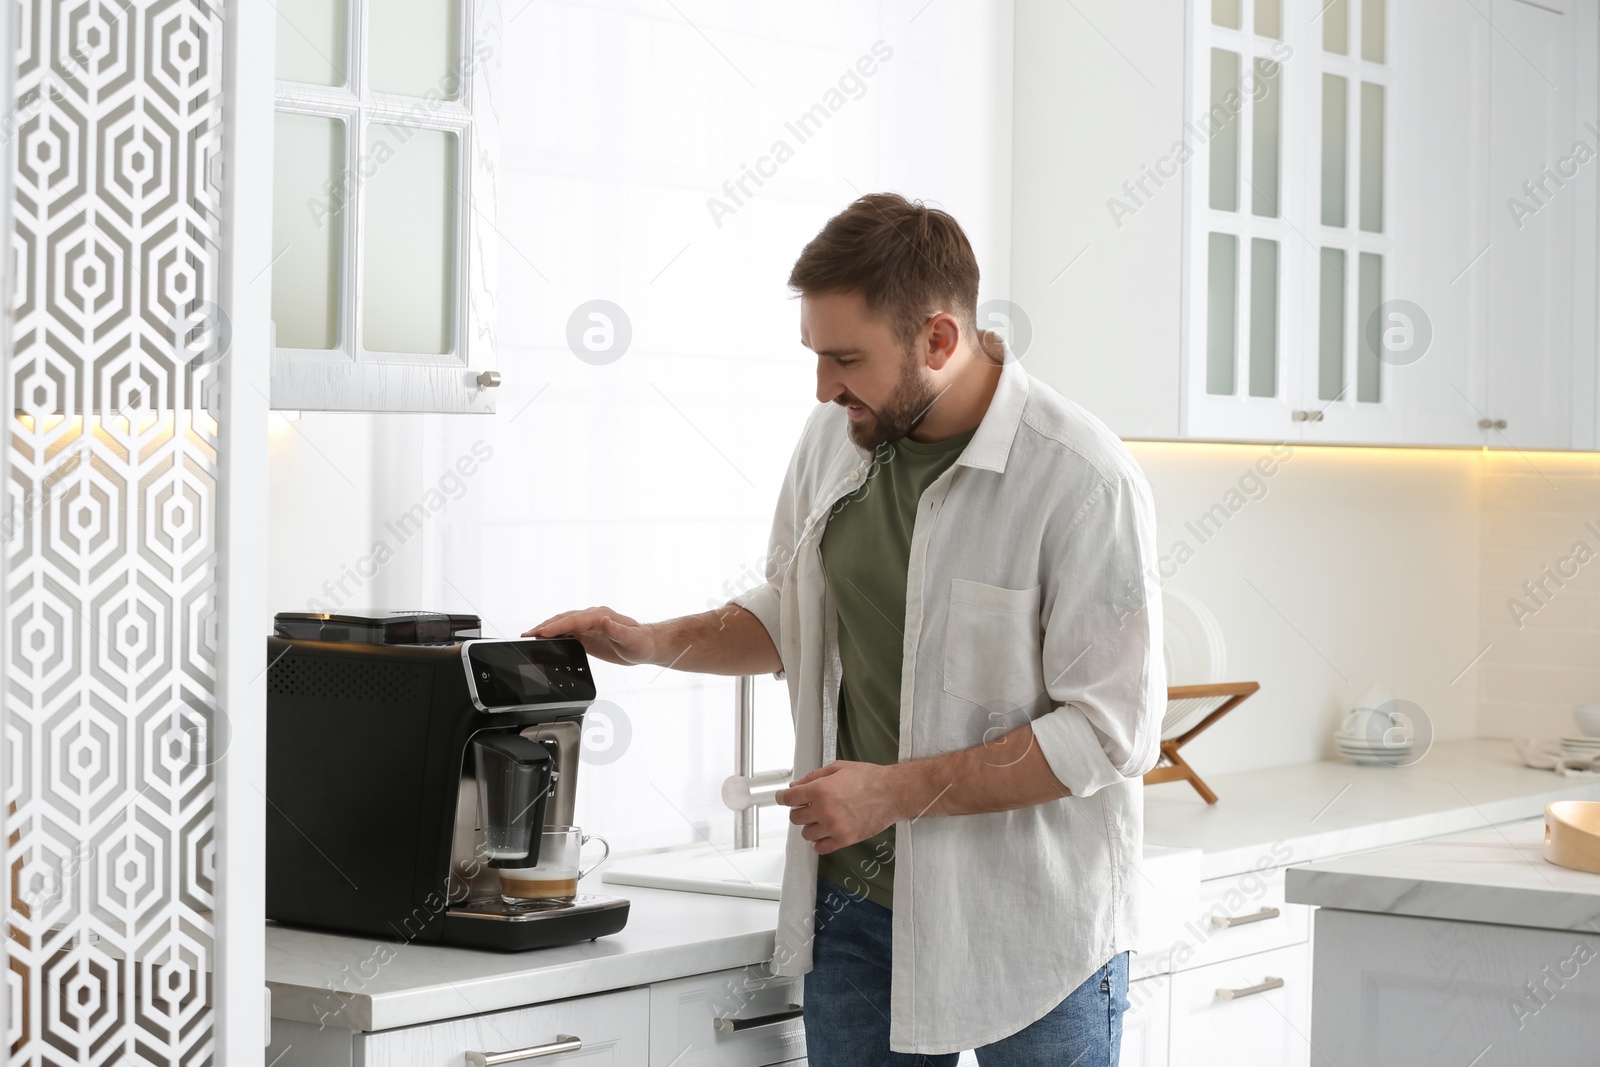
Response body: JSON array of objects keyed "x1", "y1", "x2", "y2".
[
  {"x1": 1121, "y1": 972, "x2": 1171, "y2": 1067},
  {"x1": 359, "y1": 987, "x2": 649, "y2": 1067},
  {"x1": 1169, "y1": 942, "x2": 1312, "y2": 1067},
  {"x1": 1175, "y1": 867, "x2": 1309, "y2": 972},
  {"x1": 648, "y1": 965, "x2": 806, "y2": 1066}
]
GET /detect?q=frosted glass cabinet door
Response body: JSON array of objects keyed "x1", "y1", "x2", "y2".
[
  {"x1": 272, "y1": 113, "x2": 344, "y2": 350},
  {"x1": 276, "y1": 0, "x2": 346, "y2": 86},
  {"x1": 361, "y1": 124, "x2": 456, "y2": 356},
  {"x1": 270, "y1": 0, "x2": 501, "y2": 413},
  {"x1": 368, "y1": 0, "x2": 460, "y2": 98},
  {"x1": 1182, "y1": 12, "x2": 1303, "y2": 443}
]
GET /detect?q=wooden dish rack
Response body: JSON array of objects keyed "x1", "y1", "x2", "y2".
[{"x1": 1142, "y1": 681, "x2": 1260, "y2": 804}]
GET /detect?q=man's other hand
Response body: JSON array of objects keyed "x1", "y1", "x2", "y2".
[{"x1": 775, "y1": 761, "x2": 908, "y2": 854}]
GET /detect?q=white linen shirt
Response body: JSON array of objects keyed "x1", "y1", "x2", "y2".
[{"x1": 730, "y1": 358, "x2": 1165, "y2": 1055}]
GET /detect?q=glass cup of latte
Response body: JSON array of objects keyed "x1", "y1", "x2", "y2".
[{"x1": 498, "y1": 826, "x2": 609, "y2": 905}]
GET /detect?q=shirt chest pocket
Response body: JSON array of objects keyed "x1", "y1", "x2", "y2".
[{"x1": 941, "y1": 579, "x2": 1048, "y2": 712}]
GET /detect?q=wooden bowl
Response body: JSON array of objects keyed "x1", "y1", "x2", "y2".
[{"x1": 1544, "y1": 801, "x2": 1600, "y2": 874}]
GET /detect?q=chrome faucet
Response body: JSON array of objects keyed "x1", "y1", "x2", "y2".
[{"x1": 724, "y1": 676, "x2": 791, "y2": 849}]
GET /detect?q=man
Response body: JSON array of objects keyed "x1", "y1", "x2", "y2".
[{"x1": 527, "y1": 193, "x2": 1164, "y2": 1063}]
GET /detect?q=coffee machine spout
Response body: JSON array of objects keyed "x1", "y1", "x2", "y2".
[{"x1": 472, "y1": 734, "x2": 554, "y2": 870}]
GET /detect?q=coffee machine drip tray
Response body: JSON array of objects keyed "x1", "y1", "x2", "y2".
[{"x1": 442, "y1": 895, "x2": 631, "y2": 951}]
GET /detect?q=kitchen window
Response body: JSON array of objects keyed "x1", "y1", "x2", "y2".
[{"x1": 270, "y1": 0, "x2": 501, "y2": 412}]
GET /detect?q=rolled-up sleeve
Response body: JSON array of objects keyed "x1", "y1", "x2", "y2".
[
  {"x1": 1029, "y1": 473, "x2": 1165, "y2": 798},
  {"x1": 730, "y1": 581, "x2": 782, "y2": 669}
]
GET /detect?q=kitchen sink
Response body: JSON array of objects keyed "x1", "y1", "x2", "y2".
[
  {"x1": 603, "y1": 843, "x2": 789, "y2": 900},
  {"x1": 602, "y1": 841, "x2": 1203, "y2": 956}
]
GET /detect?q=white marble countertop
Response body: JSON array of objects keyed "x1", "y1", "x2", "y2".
[
  {"x1": 1144, "y1": 738, "x2": 1600, "y2": 879},
  {"x1": 267, "y1": 738, "x2": 1600, "y2": 1032},
  {"x1": 267, "y1": 877, "x2": 779, "y2": 1032},
  {"x1": 1282, "y1": 816, "x2": 1600, "y2": 933}
]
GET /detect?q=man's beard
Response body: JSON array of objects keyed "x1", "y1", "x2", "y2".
[{"x1": 841, "y1": 352, "x2": 941, "y2": 451}]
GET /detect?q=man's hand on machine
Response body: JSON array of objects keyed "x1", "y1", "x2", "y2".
[
  {"x1": 524, "y1": 607, "x2": 661, "y2": 666},
  {"x1": 525, "y1": 605, "x2": 781, "y2": 677}
]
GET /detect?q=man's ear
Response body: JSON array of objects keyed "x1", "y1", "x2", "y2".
[{"x1": 922, "y1": 311, "x2": 962, "y2": 371}]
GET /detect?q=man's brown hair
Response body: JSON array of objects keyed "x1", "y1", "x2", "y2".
[{"x1": 787, "y1": 193, "x2": 980, "y2": 349}]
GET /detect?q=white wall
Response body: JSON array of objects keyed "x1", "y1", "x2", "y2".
[
  {"x1": 1128, "y1": 441, "x2": 1483, "y2": 776},
  {"x1": 1478, "y1": 452, "x2": 1600, "y2": 740}
]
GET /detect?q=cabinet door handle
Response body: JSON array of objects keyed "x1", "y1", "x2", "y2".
[
  {"x1": 713, "y1": 1004, "x2": 804, "y2": 1034},
  {"x1": 1292, "y1": 410, "x2": 1325, "y2": 422},
  {"x1": 476, "y1": 370, "x2": 503, "y2": 388},
  {"x1": 1216, "y1": 976, "x2": 1284, "y2": 1000},
  {"x1": 1211, "y1": 905, "x2": 1280, "y2": 929},
  {"x1": 465, "y1": 1034, "x2": 581, "y2": 1065},
  {"x1": 1478, "y1": 417, "x2": 1507, "y2": 430}
]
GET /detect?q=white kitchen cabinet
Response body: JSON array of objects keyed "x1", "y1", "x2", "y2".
[
  {"x1": 1479, "y1": 0, "x2": 1594, "y2": 450},
  {"x1": 361, "y1": 986, "x2": 649, "y2": 1067},
  {"x1": 1308, "y1": 908, "x2": 1600, "y2": 1064},
  {"x1": 1010, "y1": 0, "x2": 1187, "y2": 439},
  {"x1": 1180, "y1": 866, "x2": 1310, "y2": 973},
  {"x1": 648, "y1": 965, "x2": 806, "y2": 1066},
  {"x1": 1169, "y1": 942, "x2": 1312, "y2": 1067},
  {"x1": 1122, "y1": 972, "x2": 1173, "y2": 1066},
  {"x1": 265, "y1": 1019, "x2": 356, "y2": 1067},
  {"x1": 1375, "y1": 0, "x2": 1492, "y2": 447},
  {"x1": 1179, "y1": 1, "x2": 1316, "y2": 445},
  {"x1": 1014, "y1": 0, "x2": 1600, "y2": 451},
  {"x1": 269, "y1": 0, "x2": 502, "y2": 413},
  {"x1": 1155, "y1": 865, "x2": 1313, "y2": 1067},
  {"x1": 266, "y1": 988, "x2": 650, "y2": 1067},
  {"x1": 1182, "y1": 0, "x2": 1408, "y2": 448}
]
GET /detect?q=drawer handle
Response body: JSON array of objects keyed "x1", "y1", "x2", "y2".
[
  {"x1": 1211, "y1": 906, "x2": 1279, "y2": 929},
  {"x1": 1216, "y1": 976, "x2": 1284, "y2": 1001},
  {"x1": 465, "y1": 1035, "x2": 581, "y2": 1065},
  {"x1": 712, "y1": 1004, "x2": 804, "y2": 1034}
]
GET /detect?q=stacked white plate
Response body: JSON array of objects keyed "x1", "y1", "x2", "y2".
[
  {"x1": 1560, "y1": 735, "x2": 1600, "y2": 759},
  {"x1": 1334, "y1": 728, "x2": 1414, "y2": 766}
]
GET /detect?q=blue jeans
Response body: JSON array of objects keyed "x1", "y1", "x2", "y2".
[{"x1": 803, "y1": 877, "x2": 1128, "y2": 1066}]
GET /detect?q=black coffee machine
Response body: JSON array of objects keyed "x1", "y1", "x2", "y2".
[{"x1": 265, "y1": 610, "x2": 629, "y2": 950}]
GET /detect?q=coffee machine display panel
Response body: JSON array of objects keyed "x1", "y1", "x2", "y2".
[{"x1": 463, "y1": 638, "x2": 595, "y2": 713}]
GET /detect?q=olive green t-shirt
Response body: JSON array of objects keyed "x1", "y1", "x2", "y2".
[{"x1": 817, "y1": 425, "x2": 976, "y2": 908}]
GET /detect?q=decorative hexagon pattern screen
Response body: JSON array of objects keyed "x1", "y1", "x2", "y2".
[{"x1": 5, "y1": 0, "x2": 226, "y2": 1062}]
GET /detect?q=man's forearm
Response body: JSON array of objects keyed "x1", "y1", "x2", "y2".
[
  {"x1": 886, "y1": 724, "x2": 1071, "y2": 819},
  {"x1": 649, "y1": 604, "x2": 782, "y2": 676}
]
